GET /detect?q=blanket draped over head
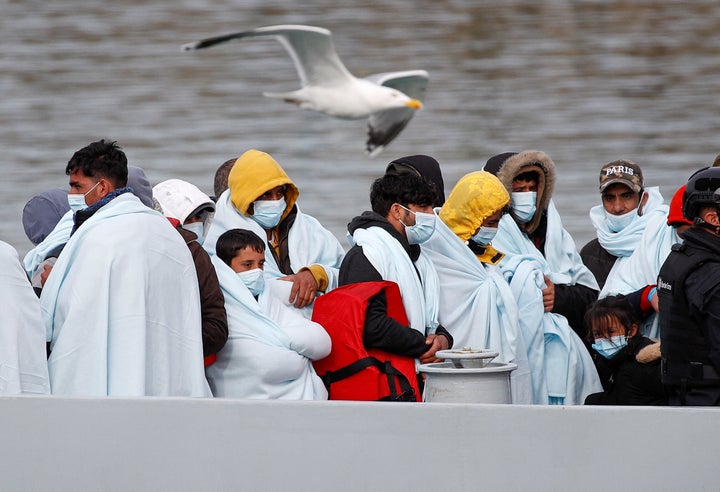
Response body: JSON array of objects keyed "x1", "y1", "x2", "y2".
[
  {"x1": 206, "y1": 255, "x2": 330, "y2": 400},
  {"x1": 204, "y1": 190, "x2": 345, "y2": 293},
  {"x1": 501, "y1": 254, "x2": 603, "y2": 404},
  {"x1": 423, "y1": 217, "x2": 533, "y2": 404},
  {"x1": 40, "y1": 194, "x2": 211, "y2": 397},
  {"x1": 0, "y1": 241, "x2": 50, "y2": 395},
  {"x1": 349, "y1": 226, "x2": 440, "y2": 335},
  {"x1": 203, "y1": 150, "x2": 345, "y2": 296}
]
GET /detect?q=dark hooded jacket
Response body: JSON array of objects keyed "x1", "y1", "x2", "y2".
[
  {"x1": 485, "y1": 151, "x2": 599, "y2": 340},
  {"x1": 339, "y1": 211, "x2": 453, "y2": 357},
  {"x1": 178, "y1": 227, "x2": 228, "y2": 358},
  {"x1": 386, "y1": 155, "x2": 446, "y2": 207}
]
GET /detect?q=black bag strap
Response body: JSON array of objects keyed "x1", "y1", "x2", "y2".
[{"x1": 322, "y1": 356, "x2": 416, "y2": 402}]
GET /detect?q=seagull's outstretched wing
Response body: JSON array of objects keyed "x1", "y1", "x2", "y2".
[
  {"x1": 364, "y1": 70, "x2": 429, "y2": 156},
  {"x1": 183, "y1": 25, "x2": 356, "y2": 87}
]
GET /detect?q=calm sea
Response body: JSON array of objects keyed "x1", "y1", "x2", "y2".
[{"x1": 3, "y1": 0, "x2": 719, "y2": 258}]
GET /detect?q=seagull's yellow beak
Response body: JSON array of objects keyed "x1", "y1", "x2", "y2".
[{"x1": 405, "y1": 99, "x2": 423, "y2": 110}]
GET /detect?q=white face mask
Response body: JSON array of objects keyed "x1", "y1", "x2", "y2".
[
  {"x1": 237, "y1": 268, "x2": 265, "y2": 297},
  {"x1": 471, "y1": 226, "x2": 498, "y2": 246},
  {"x1": 605, "y1": 208, "x2": 638, "y2": 233},
  {"x1": 182, "y1": 222, "x2": 205, "y2": 245},
  {"x1": 511, "y1": 192, "x2": 537, "y2": 223},
  {"x1": 67, "y1": 181, "x2": 101, "y2": 213},
  {"x1": 251, "y1": 197, "x2": 286, "y2": 229},
  {"x1": 592, "y1": 335, "x2": 628, "y2": 359},
  {"x1": 399, "y1": 205, "x2": 436, "y2": 245}
]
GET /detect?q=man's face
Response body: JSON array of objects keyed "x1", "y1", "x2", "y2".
[
  {"x1": 68, "y1": 169, "x2": 107, "y2": 207},
  {"x1": 512, "y1": 178, "x2": 538, "y2": 193},
  {"x1": 601, "y1": 183, "x2": 639, "y2": 216},
  {"x1": 247, "y1": 184, "x2": 287, "y2": 215},
  {"x1": 481, "y1": 208, "x2": 504, "y2": 229},
  {"x1": 399, "y1": 203, "x2": 434, "y2": 227},
  {"x1": 230, "y1": 246, "x2": 265, "y2": 273}
]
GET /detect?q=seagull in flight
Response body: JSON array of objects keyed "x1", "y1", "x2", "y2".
[{"x1": 182, "y1": 25, "x2": 428, "y2": 156}]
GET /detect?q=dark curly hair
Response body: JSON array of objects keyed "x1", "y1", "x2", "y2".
[
  {"x1": 65, "y1": 139, "x2": 128, "y2": 188},
  {"x1": 370, "y1": 172, "x2": 437, "y2": 217}
]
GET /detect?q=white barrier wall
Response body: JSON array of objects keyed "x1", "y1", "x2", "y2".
[{"x1": 0, "y1": 396, "x2": 717, "y2": 491}]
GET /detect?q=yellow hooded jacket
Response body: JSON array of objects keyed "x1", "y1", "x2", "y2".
[
  {"x1": 228, "y1": 149, "x2": 328, "y2": 291},
  {"x1": 439, "y1": 171, "x2": 509, "y2": 265}
]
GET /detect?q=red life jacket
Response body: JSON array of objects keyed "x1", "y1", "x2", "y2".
[{"x1": 312, "y1": 281, "x2": 420, "y2": 402}]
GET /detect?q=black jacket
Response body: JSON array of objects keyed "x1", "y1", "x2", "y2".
[
  {"x1": 580, "y1": 238, "x2": 618, "y2": 291},
  {"x1": 585, "y1": 337, "x2": 666, "y2": 406},
  {"x1": 339, "y1": 211, "x2": 453, "y2": 358}
]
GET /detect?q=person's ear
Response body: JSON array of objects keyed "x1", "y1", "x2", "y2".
[
  {"x1": 704, "y1": 209, "x2": 720, "y2": 227},
  {"x1": 390, "y1": 203, "x2": 403, "y2": 220},
  {"x1": 638, "y1": 191, "x2": 649, "y2": 215},
  {"x1": 628, "y1": 323, "x2": 639, "y2": 337}
]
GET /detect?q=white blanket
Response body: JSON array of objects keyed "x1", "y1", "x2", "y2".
[
  {"x1": 589, "y1": 187, "x2": 667, "y2": 259},
  {"x1": 349, "y1": 226, "x2": 440, "y2": 334},
  {"x1": 206, "y1": 255, "x2": 330, "y2": 399},
  {"x1": 40, "y1": 194, "x2": 211, "y2": 397},
  {"x1": 501, "y1": 255, "x2": 602, "y2": 404},
  {"x1": 0, "y1": 241, "x2": 50, "y2": 395},
  {"x1": 23, "y1": 210, "x2": 73, "y2": 280},
  {"x1": 600, "y1": 213, "x2": 681, "y2": 338},
  {"x1": 204, "y1": 190, "x2": 345, "y2": 292},
  {"x1": 423, "y1": 218, "x2": 533, "y2": 404},
  {"x1": 493, "y1": 200, "x2": 599, "y2": 290}
]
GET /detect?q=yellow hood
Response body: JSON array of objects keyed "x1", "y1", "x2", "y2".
[
  {"x1": 228, "y1": 149, "x2": 299, "y2": 217},
  {"x1": 440, "y1": 170, "x2": 509, "y2": 237}
]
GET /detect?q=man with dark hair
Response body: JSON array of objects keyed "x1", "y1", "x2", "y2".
[
  {"x1": 659, "y1": 167, "x2": 720, "y2": 406},
  {"x1": 213, "y1": 157, "x2": 238, "y2": 200},
  {"x1": 40, "y1": 139, "x2": 210, "y2": 396},
  {"x1": 484, "y1": 150, "x2": 599, "y2": 342},
  {"x1": 339, "y1": 172, "x2": 452, "y2": 363},
  {"x1": 581, "y1": 160, "x2": 666, "y2": 291}
]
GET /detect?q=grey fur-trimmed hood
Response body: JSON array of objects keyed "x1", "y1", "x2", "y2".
[{"x1": 483, "y1": 150, "x2": 556, "y2": 234}]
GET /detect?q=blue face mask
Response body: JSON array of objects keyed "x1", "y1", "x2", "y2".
[
  {"x1": 399, "y1": 205, "x2": 436, "y2": 245},
  {"x1": 67, "y1": 181, "x2": 101, "y2": 213},
  {"x1": 237, "y1": 268, "x2": 265, "y2": 297},
  {"x1": 182, "y1": 222, "x2": 205, "y2": 245},
  {"x1": 471, "y1": 226, "x2": 498, "y2": 246},
  {"x1": 605, "y1": 208, "x2": 638, "y2": 233},
  {"x1": 511, "y1": 192, "x2": 537, "y2": 223},
  {"x1": 592, "y1": 335, "x2": 628, "y2": 359},
  {"x1": 251, "y1": 197, "x2": 286, "y2": 229}
]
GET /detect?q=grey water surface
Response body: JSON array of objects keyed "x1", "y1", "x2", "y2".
[{"x1": 2, "y1": 0, "x2": 720, "y2": 258}]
